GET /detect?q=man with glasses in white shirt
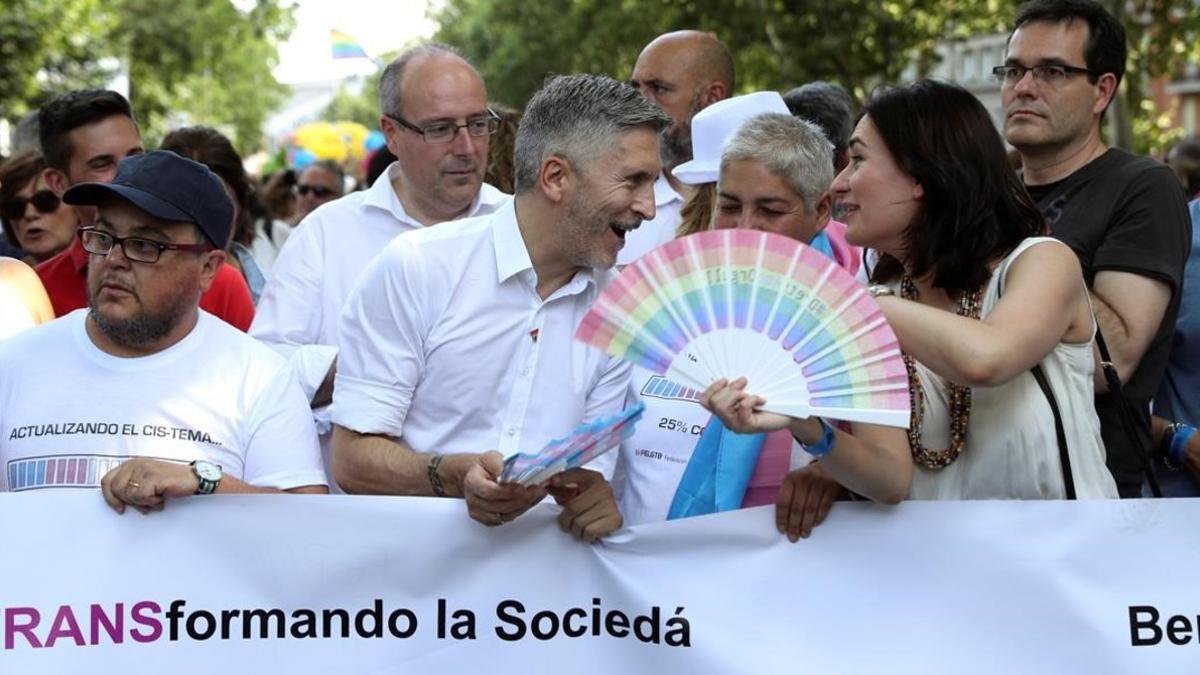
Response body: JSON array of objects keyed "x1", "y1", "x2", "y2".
[
  {"x1": 331, "y1": 75, "x2": 667, "y2": 540},
  {"x1": 252, "y1": 44, "x2": 509, "y2": 488}
]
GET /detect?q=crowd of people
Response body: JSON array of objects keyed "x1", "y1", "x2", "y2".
[{"x1": 1, "y1": 0, "x2": 1197, "y2": 542}]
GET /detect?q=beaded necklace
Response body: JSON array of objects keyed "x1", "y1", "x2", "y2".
[{"x1": 900, "y1": 275, "x2": 984, "y2": 469}]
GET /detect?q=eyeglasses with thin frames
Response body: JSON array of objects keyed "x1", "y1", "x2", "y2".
[
  {"x1": 78, "y1": 227, "x2": 212, "y2": 264},
  {"x1": 991, "y1": 64, "x2": 1094, "y2": 87},
  {"x1": 384, "y1": 109, "x2": 501, "y2": 144}
]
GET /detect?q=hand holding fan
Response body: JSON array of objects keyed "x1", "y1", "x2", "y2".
[
  {"x1": 500, "y1": 402, "x2": 646, "y2": 486},
  {"x1": 575, "y1": 229, "x2": 910, "y2": 428}
]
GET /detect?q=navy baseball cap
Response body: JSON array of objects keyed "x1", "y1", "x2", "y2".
[{"x1": 63, "y1": 150, "x2": 234, "y2": 247}]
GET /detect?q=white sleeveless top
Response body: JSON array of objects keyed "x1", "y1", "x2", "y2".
[{"x1": 903, "y1": 237, "x2": 1118, "y2": 500}]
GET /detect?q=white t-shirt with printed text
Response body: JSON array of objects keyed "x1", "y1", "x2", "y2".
[
  {"x1": 0, "y1": 310, "x2": 326, "y2": 492},
  {"x1": 613, "y1": 366, "x2": 813, "y2": 526},
  {"x1": 612, "y1": 366, "x2": 712, "y2": 525}
]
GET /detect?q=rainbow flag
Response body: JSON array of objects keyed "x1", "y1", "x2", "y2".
[{"x1": 331, "y1": 29, "x2": 369, "y2": 60}]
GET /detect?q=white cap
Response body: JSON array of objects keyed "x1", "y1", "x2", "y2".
[{"x1": 671, "y1": 91, "x2": 790, "y2": 186}]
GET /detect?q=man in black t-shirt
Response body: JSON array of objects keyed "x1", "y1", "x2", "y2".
[{"x1": 1002, "y1": 0, "x2": 1191, "y2": 497}]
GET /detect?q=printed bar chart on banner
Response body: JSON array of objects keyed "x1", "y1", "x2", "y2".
[
  {"x1": 575, "y1": 229, "x2": 911, "y2": 428},
  {"x1": 500, "y1": 402, "x2": 646, "y2": 485}
]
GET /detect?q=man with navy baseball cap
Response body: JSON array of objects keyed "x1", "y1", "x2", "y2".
[
  {"x1": 64, "y1": 150, "x2": 235, "y2": 351},
  {"x1": 0, "y1": 150, "x2": 327, "y2": 507}
]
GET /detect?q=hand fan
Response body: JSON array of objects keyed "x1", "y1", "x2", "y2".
[
  {"x1": 576, "y1": 229, "x2": 910, "y2": 428},
  {"x1": 500, "y1": 402, "x2": 646, "y2": 485}
]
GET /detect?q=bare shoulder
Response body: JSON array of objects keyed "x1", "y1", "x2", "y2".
[
  {"x1": 1004, "y1": 239, "x2": 1083, "y2": 289},
  {"x1": 0, "y1": 257, "x2": 36, "y2": 283},
  {"x1": 0, "y1": 258, "x2": 54, "y2": 324}
]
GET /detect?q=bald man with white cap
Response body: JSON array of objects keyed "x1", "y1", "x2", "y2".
[{"x1": 672, "y1": 91, "x2": 789, "y2": 185}]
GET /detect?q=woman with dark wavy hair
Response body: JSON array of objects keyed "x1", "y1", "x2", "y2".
[{"x1": 703, "y1": 80, "x2": 1117, "y2": 504}]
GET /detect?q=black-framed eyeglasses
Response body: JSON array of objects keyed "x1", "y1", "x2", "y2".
[
  {"x1": 296, "y1": 184, "x2": 336, "y2": 198},
  {"x1": 0, "y1": 190, "x2": 61, "y2": 222},
  {"x1": 78, "y1": 227, "x2": 212, "y2": 264},
  {"x1": 384, "y1": 109, "x2": 501, "y2": 144},
  {"x1": 991, "y1": 64, "x2": 1094, "y2": 87}
]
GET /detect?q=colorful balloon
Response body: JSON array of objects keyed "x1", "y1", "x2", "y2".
[
  {"x1": 291, "y1": 148, "x2": 317, "y2": 169},
  {"x1": 365, "y1": 130, "x2": 387, "y2": 152}
]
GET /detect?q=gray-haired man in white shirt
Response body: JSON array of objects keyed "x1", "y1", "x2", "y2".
[{"x1": 332, "y1": 74, "x2": 668, "y2": 540}]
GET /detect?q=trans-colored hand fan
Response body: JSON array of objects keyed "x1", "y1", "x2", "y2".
[
  {"x1": 500, "y1": 402, "x2": 646, "y2": 486},
  {"x1": 576, "y1": 229, "x2": 910, "y2": 428}
]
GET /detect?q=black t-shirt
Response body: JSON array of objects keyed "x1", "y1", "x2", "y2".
[{"x1": 1027, "y1": 148, "x2": 1191, "y2": 484}]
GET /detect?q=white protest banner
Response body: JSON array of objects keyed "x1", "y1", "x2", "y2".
[{"x1": 1, "y1": 492, "x2": 1198, "y2": 674}]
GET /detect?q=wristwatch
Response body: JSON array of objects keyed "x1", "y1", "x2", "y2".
[
  {"x1": 191, "y1": 460, "x2": 222, "y2": 495},
  {"x1": 868, "y1": 284, "x2": 895, "y2": 298}
]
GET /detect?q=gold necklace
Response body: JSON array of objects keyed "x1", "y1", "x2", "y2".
[{"x1": 900, "y1": 276, "x2": 984, "y2": 469}]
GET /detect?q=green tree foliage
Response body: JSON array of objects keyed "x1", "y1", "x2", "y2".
[
  {"x1": 1103, "y1": 0, "x2": 1200, "y2": 154},
  {"x1": 431, "y1": 0, "x2": 1200, "y2": 153},
  {"x1": 0, "y1": 0, "x2": 292, "y2": 153},
  {"x1": 431, "y1": 0, "x2": 1013, "y2": 107},
  {"x1": 115, "y1": 0, "x2": 293, "y2": 151},
  {"x1": 0, "y1": 0, "x2": 115, "y2": 119},
  {"x1": 321, "y1": 71, "x2": 384, "y2": 128}
]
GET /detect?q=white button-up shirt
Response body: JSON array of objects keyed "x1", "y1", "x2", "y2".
[
  {"x1": 251, "y1": 163, "x2": 510, "y2": 412},
  {"x1": 616, "y1": 172, "x2": 684, "y2": 265},
  {"x1": 331, "y1": 200, "x2": 630, "y2": 476}
]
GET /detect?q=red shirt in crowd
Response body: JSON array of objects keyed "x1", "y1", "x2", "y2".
[{"x1": 36, "y1": 238, "x2": 255, "y2": 331}]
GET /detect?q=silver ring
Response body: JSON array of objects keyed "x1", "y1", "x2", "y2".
[{"x1": 127, "y1": 480, "x2": 141, "y2": 490}]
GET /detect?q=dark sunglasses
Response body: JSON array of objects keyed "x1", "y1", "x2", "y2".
[
  {"x1": 296, "y1": 184, "x2": 335, "y2": 198},
  {"x1": 0, "y1": 190, "x2": 61, "y2": 222}
]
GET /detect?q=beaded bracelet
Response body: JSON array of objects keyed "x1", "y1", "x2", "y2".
[{"x1": 427, "y1": 454, "x2": 447, "y2": 497}]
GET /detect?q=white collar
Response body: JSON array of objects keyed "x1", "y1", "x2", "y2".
[
  {"x1": 365, "y1": 161, "x2": 509, "y2": 224},
  {"x1": 491, "y1": 201, "x2": 596, "y2": 293}
]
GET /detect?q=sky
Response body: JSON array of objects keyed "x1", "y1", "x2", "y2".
[{"x1": 271, "y1": 0, "x2": 439, "y2": 85}]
